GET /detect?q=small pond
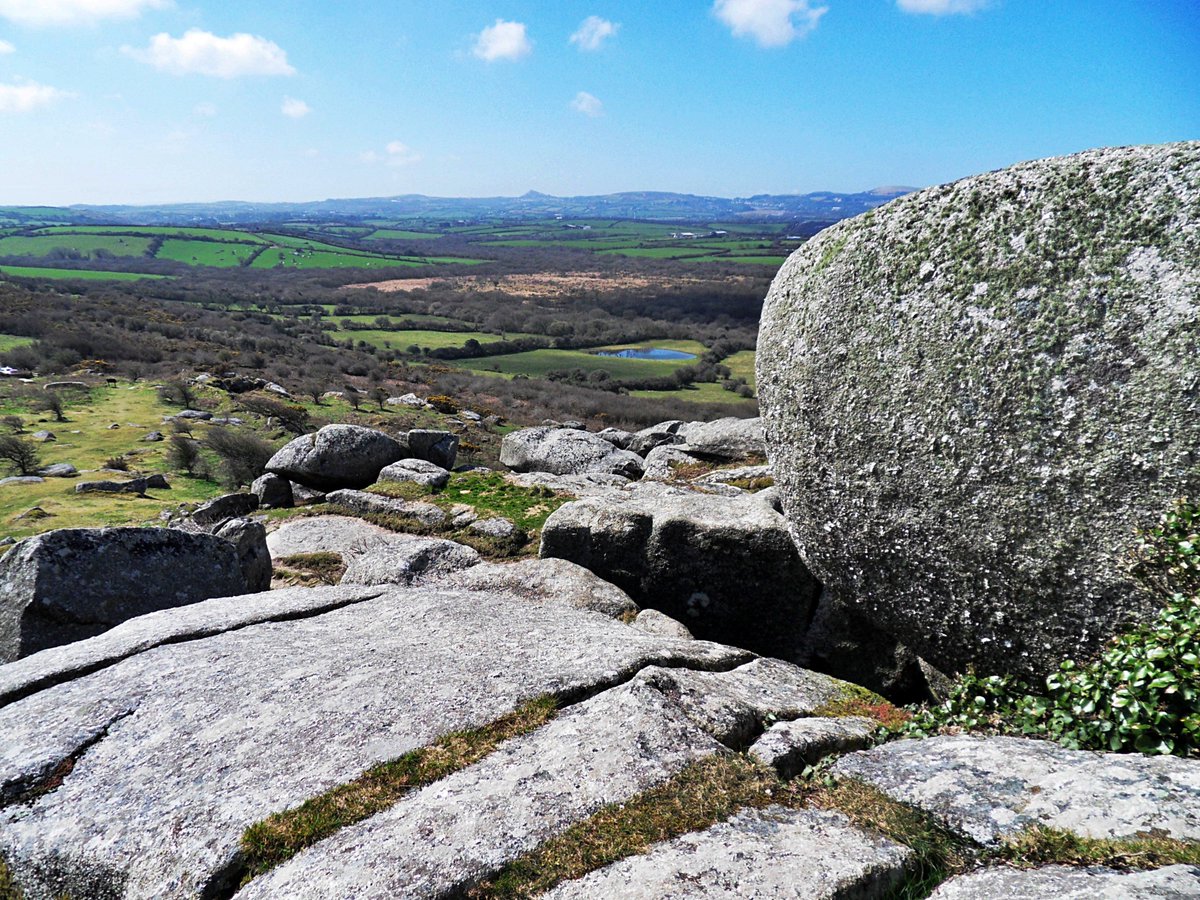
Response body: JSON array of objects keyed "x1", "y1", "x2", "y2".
[{"x1": 594, "y1": 347, "x2": 697, "y2": 361}]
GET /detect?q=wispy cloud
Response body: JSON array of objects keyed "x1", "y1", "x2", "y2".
[
  {"x1": 124, "y1": 29, "x2": 295, "y2": 78},
  {"x1": 281, "y1": 96, "x2": 310, "y2": 119},
  {"x1": 0, "y1": 0, "x2": 166, "y2": 27},
  {"x1": 0, "y1": 80, "x2": 73, "y2": 112},
  {"x1": 570, "y1": 91, "x2": 603, "y2": 118},
  {"x1": 570, "y1": 16, "x2": 619, "y2": 51},
  {"x1": 896, "y1": 0, "x2": 990, "y2": 14},
  {"x1": 192, "y1": 100, "x2": 217, "y2": 117},
  {"x1": 713, "y1": 0, "x2": 827, "y2": 47},
  {"x1": 0, "y1": 39, "x2": 14, "y2": 54},
  {"x1": 363, "y1": 141, "x2": 422, "y2": 167},
  {"x1": 473, "y1": 19, "x2": 531, "y2": 62}
]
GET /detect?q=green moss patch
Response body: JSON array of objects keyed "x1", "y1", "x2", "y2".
[
  {"x1": 239, "y1": 696, "x2": 559, "y2": 884},
  {"x1": 997, "y1": 825, "x2": 1200, "y2": 870}
]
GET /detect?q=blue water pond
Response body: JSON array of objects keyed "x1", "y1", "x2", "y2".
[{"x1": 594, "y1": 347, "x2": 697, "y2": 361}]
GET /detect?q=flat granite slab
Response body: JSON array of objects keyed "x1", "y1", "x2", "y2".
[
  {"x1": 929, "y1": 864, "x2": 1200, "y2": 899},
  {"x1": 235, "y1": 678, "x2": 728, "y2": 899},
  {"x1": 833, "y1": 735, "x2": 1200, "y2": 846},
  {"x1": 541, "y1": 807, "x2": 911, "y2": 899},
  {"x1": 0, "y1": 587, "x2": 750, "y2": 900}
]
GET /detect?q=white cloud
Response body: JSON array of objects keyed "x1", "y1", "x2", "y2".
[
  {"x1": 570, "y1": 15, "x2": 618, "y2": 51},
  {"x1": 193, "y1": 100, "x2": 217, "y2": 117},
  {"x1": 0, "y1": 0, "x2": 166, "y2": 26},
  {"x1": 713, "y1": 0, "x2": 827, "y2": 47},
  {"x1": 125, "y1": 29, "x2": 295, "y2": 78},
  {"x1": 570, "y1": 91, "x2": 603, "y2": 118},
  {"x1": 385, "y1": 140, "x2": 421, "y2": 166},
  {"x1": 897, "y1": 0, "x2": 989, "y2": 13},
  {"x1": 473, "y1": 19, "x2": 531, "y2": 62},
  {"x1": 0, "y1": 80, "x2": 73, "y2": 112},
  {"x1": 362, "y1": 141, "x2": 422, "y2": 167},
  {"x1": 281, "y1": 96, "x2": 310, "y2": 119},
  {"x1": 0, "y1": 39, "x2": 14, "y2": 54}
]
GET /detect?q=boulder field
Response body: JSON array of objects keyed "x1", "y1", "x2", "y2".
[{"x1": 758, "y1": 141, "x2": 1200, "y2": 678}]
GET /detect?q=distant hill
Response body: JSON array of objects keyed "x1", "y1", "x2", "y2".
[{"x1": 2, "y1": 187, "x2": 916, "y2": 228}]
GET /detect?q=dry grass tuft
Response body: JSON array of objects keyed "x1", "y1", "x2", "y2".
[
  {"x1": 998, "y1": 825, "x2": 1200, "y2": 869},
  {"x1": 273, "y1": 551, "x2": 346, "y2": 586}
]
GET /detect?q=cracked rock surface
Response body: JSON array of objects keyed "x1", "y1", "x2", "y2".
[
  {"x1": 833, "y1": 734, "x2": 1200, "y2": 846},
  {"x1": 542, "y1": 807, "x2": 911, "y2": 900},
  {"x1": 0, "y1": 588, "x2": 748, "y2": 899},
  {"x1": 929, "y1": 865, "x2": 1200, "y2": 899}
]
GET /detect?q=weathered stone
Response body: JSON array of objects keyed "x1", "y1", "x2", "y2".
[
  {"x1": 797, "y1": 589, "x2": 928, "y2": 703},
  {"x1": 142, "y1": 431, "x2": 164, "y2": 442},
  {"x1": 678, "y1": 416, "x2": 766, "y2": 460},
  {"x1": 508, "y1": 470, "x2": 629, "y2": 499},
  {"x1": 29, "y1": 431, "x2": 55, "y2": 442},
  {"x1": 192, "y1": 492, "x2": 259, "y2": 528},
  {"x1": 324, "y1": 488, "x2": 447, "y2": 527},
  {"x1": 266, "y1": 425, "x2": 405, "y2": 491},
  {"x1": 633, "y1": 608, "x2": 693, "y2": 639},
  {"x1": 289, "y1": 482, "x2": 325, "y2": 506},
  {"x1": 501, "y1": 427, "x2": 645, "y2": 479},
  {"x1": 595, "y1": 427, "x2": 634, "y2": 450},
  {"x1": 174, "y1": 409, "x2": 212, "y2": 420},
  {"x1": 469, "y1": 516, "x2": 518, "y2": 538},
  {"x1": 264, "y1": 382, "x2": 291, "y2": 397},
  {"x1": 695, "y1": 464, "x2": 773, "y2": 486},
  {"x1": 340, "y1": 536, "x2": 480, "y2": 586},
  {"x1": 0, "y1": 589, "x2": 749, "y2": 898},
  {"x1": 250, "y1": 473, "x2": 293, "y2": 509},
  {"x1": 929, "y1": 865, "x2": 1200, "y2": 899},
  {"x1": 640, "y1": 444, "x2": 703, "y2": 480},
  {"x1": 42, "y1": 381, "x2": 87, "y2": 392},
  {"x1": 75, "y1": 478, "x2": 146, "y2": 495},
  {"x1": 540, "y1": 482, "x2": 820, "y2": 661},
  {"x1": 407, "y1": 429, "x2": 459, "y2": 470},
  {"x1": 265, "y1": 515, "x2": 392, "y2": 559},
  {"x1": 833, "y1": 734, "x2": 1200, "y2": 846},
  {"x1": 542, "y1": 807, "x2": 911, "y2": 900},
  {"x1": 38, "y1": 463, "x2": 77, "y2": 478},
  {"x1": 376, "y1": 458, "x2": 450, "y2": 490},
  {"x1": 758, "y1": 142, "x2": 1200, "y2": 678},
  {"x1": 214, "y1": 518, "x2": 272, "y2": 593},
  {"x1": 632, "y1": 659, "x2": 843, "y2": 747},
  {"x1": 144, "y1": 473, "x2": 170, "y2": 490},
  {"x1": 0, "y1": 476, "x2": 42, "y2": 487},
  {"x1": 385, "y1": 393, "x2": 425, "y2": 408},
  {"x1": 627, "y1": 427, "x2": 686, "y2": 457},
  {"x1": 749, "y1": 716, "x2": 878, "y2": 777},
  {"x1": 0, "y1": 527, "x2": 251, "y2": 662},
  {"x1": 448, "y1": 557, "x2": 638, "y2": 619},
  {"x1": 235, "y1": 677, "x2": 733, "y2": 900}
]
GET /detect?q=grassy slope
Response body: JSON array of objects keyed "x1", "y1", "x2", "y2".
[
  {"x1": 449, "y1": 348, "x2": 697, "y2": 380},
  {"x1": 329, "y1": 328, "x2": 546, "y2": 350},
  {"x1": 0, "y1": 266, "x2": 166, "y2": 282},
  {"x1": 0, "y1": 385, "x2": 227, "y2": 539}
]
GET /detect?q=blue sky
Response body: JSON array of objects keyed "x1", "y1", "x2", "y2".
[{"x1": 0, "y1": 0, "x2": 1196, "y2": 204}]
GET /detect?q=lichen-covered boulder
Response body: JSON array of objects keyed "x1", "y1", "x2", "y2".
[
  {"x1": 500, "y1": 427, "x2": 644, "y2": 479},
  {"x1": 406, "y1": 429, "x2": 458, "y2": 470},
  {"x1": 0, "y1": 527, "x2": 252, "y2": 661},
  {"x1": 265, "y1": 424, "x2": 405, "y2": 491},
  {"x1": 377, "y1": 458, "x2": 451, "y2": 490},
  {"x1": 758, "y1": 142, "x2": 1200, "y2": 677}
]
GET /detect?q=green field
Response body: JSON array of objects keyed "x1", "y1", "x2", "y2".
[
  {"x1": 450, "y1": 347, "x2": 699, "y2": 380},
  {"x1": 630, "y1": 381, "x2": 756, "y2": 405},
  {"x1": 251, "y1": 248, "x2": 423, "y2": 270},
  {"x1": 723, "y1": 350, "x2": 757, "y2": 387},
  {"x1": 0, "y1": 384, "x2": 228, "y2": 538},
  {"x1": 366, "y1": 229, "x2": 442, "y2": 241},
  {"x1": 330, "y1": 328, "x2": 543, "y2": 350},
  {"x1": 156, "y1": 238, "x2": 263, "y2": 267},
  {"x1": 0, "y1": 233, "x2": 154, "y2": 259},
  {"x1": 0, "y1": 265, "x2": 166, "y2": 281},
  {"x1": 0, "y1": 334, "x2": 34, "y2": 352}
]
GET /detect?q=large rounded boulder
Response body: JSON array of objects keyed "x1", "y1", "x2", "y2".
[
  {"x1": 265, "y1": 424, "x2": 405, "y2": 491},
  {"x1": 757, "y1": 142, "x2": 1200, "y2": 678}
]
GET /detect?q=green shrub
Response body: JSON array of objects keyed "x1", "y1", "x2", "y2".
[{"x1": 899, "y1": 499, "x2": 1200, "y2": 757}]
